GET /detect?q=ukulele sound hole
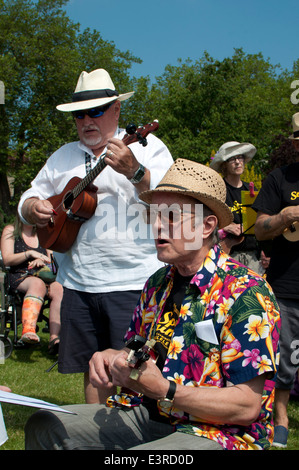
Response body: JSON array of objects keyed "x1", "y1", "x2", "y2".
[
  {"x1": 290, "y1": 224, "x2": 296, "y2": 233},
  {"x1": 63, "y1": 191, "x2": 74, "y2": 210}
]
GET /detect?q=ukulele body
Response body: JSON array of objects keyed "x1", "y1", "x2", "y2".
[{"x1": 37, "y1": 177, "x2": 97, "y2": 252}]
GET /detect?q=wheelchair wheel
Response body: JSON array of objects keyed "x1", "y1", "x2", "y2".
[{"x1": 0, "y1": 334, "x2": 13, "y2": 360}]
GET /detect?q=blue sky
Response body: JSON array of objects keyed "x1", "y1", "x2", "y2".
[{"x1": 64, "y1": 0, "x2": 298, "y2": 82}]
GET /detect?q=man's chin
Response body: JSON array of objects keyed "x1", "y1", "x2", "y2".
[
  {"x1": 83, "y1": 139, "x2": 102, "y2": 147},
  {"x1": 156, "y1": 246, "x2": 173, "y2": 265},
  {"x1": 81, "y1": 138, "x2": 104, "y2": 153}
]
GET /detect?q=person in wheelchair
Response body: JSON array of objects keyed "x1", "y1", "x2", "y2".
[{"x1": 0, "y1": 215, "x2": 62, "y2": 352}]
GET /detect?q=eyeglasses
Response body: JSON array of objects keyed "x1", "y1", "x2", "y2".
[
  {"x1": 227, "y1": 155, "x2": 245, "y2": 164},
  {"x1": 72, "y1": 103, "x2": 112, "y2": 120},
  {"x1": 145, "y1": 206, "x2": 196, "y2": 225}
]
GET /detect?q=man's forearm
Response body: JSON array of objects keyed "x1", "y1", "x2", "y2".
[
  {"x1": 173, "y1": 375, "x2": 265, "y2": 427},
  {"x1": 255, "y1": 208, "x2": 299, "y2": 241}
]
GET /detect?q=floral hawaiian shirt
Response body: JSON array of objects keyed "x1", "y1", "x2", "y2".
[{"x1": 108, "y1": 244, "x2": 280, "y2": 450}]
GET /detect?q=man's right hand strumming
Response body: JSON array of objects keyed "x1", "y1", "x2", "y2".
[{"x1": 22, "y1": 197, "x2": 54, "y2": 227}]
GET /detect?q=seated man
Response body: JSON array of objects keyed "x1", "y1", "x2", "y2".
[{"x1": 25, "y1": 159, "x2": 280, "y2": 451}]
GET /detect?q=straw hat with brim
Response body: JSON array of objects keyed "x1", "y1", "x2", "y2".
[
  {"x1": 56, "y1": 69, "x2": 134, "y2": 112},
  {"x1": 289, "y1": 112, "x2": 299, "y2": 140},
  {"x1": 210, "y1": 141, "x2": 256, "y2": 173},
  {"x1": 139, "y1": 158, "x2": 233, "y2": 229}
]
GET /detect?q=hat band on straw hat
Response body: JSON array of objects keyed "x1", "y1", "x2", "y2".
[
  {"x1": 72, "y1": 89, "x2": 119, "y2": 102},
  {"x1": 156, "y1": 183, "x2": 190, "y2": 191},
  {"x1": 294, "y1": 130, "x2": 299, "y2": 138}
]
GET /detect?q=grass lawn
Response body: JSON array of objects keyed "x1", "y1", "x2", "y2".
[
  {"x1": 287, "y1": 400, "x2": 299, "y2": 450},
  {"x1": 0, "y1": 320, "x2": 298, "y2": 451},
  {"x1": 0, "y1": 323, "x2": 84, "y2": 450}
]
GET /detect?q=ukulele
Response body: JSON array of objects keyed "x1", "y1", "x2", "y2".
[
  {"x1": 37, "y1": 121, "x2": 159, "y2": 252},
  {"x1": 282, "y1": 207, "x2": 299, "y2": 242}
]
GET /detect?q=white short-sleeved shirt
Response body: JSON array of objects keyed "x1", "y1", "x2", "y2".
[{"x1": 18, "y1": 128, "x2": 173, "y2": 293}]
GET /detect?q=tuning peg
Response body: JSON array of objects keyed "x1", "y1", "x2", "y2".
[{"x1": 126, "y1": 123, "x2": 137, "y2": 135}]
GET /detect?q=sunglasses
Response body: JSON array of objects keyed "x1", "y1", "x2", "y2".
[{"x1": 72, "y1": 103, "x2": 112, "y2": 120}]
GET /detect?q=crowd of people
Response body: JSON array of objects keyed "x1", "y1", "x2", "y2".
[{"x1": 0, "y1": 67, "x2": 298, "y2": 451}]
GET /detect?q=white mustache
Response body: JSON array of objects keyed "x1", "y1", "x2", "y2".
[{"x1": 82, "y1": 125, "x2": 100, "y2": 132}]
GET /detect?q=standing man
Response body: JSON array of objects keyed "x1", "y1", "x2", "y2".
[
  {"x1": 25, "y1": 159, "x2": 280, "y2": 451},
  {"x1": 210, "y1": 141, "x2": 260, "y2": 272},
  {"x1": 253, "y1": 112, "x2": 299, "y2": 448},
  {"x1": 18, "y1": 68, "x2": 173, "y2": 403}
]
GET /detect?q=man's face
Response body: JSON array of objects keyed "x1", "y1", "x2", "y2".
[
  {"x1": 75, "y1": 101, "x2": 121, "y2": 154},
  {"x1": 150, "y1": 192, "x2": 213, "y2": 270}
]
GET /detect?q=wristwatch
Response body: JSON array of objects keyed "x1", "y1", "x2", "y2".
[
  {"x1": 129, "y1": 163, "x2": 146, "y2": 184},
  {"x1": 157, "y1": 380, "x2": 177, "y2": 410}
]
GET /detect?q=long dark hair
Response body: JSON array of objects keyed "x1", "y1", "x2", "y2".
[
  {"x1": 12, "y1": 213, "x2": 36, "y2": 240},
  {"x1": 266, "y1": 135, "x2": 298, "y2": 175}
]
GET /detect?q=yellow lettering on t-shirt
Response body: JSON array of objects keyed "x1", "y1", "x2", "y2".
[{"x1": 291, "y1": 191, "x2": 299, "y2": 201}]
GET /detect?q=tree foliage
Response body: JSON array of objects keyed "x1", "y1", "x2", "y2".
[
  {"x1": 0, "y1": 0, "x2": 140, "y2": 223},
  {"x1": 0, "y1": 0, "x2": 299, "y2": 230},
  {"x1": 144, "y1": 50, "x2": 298, "y2": 171}
]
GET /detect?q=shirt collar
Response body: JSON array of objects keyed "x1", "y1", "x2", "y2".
[{"x1": 166, "y1": 244, "x2": 225, "y2": 295}]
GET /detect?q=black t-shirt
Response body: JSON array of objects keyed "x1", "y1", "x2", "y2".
[
  {"x1": 252, "y1": 162, "x2": 299, "y2": 298},
  {"x1": 224, "y1": 180, "x2": 258, "y2": 253}
]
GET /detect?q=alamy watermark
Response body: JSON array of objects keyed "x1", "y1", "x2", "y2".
[
  {"x1": 0, "y1": 81, "x2": 4, "y2": 105},
  {"x1": 95, "y1": 199, "x2": 204, "y2": 250},
  {"x1": 291, "y1": 339, "x2": 299, "y2": 366},
  {"x1": 290, "y1": 80, "x2": 299, "y2": 105}
]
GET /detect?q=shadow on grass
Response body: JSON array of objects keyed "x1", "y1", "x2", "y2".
[{"x1": 6, "y1": 321, "x2": 57, "y2": 365}]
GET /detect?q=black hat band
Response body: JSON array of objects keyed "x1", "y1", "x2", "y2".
[{"x1": 72, "y1": 89, "x2": 119, "y2": 102}]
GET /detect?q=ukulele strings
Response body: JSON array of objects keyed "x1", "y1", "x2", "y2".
[{"x1": 52, "y1": 153, "x2": 107, "y2": 213}]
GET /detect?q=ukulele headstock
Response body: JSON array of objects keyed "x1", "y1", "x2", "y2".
[{"x1": 124, "y1": 120, "x2": 159, "y2": 147}]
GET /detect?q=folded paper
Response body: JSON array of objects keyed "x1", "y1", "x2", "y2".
[
  {"x1": 0, "y1": 390, "x2": 76, "y2": 414},
  {"x1": 0, "y1": 405, "x2": 8, "y2": 447},
  {"x1": 195, "y1": 319, "x2": 219, "y2": 345}
]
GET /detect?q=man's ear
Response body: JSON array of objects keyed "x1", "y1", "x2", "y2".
[
  {"x1": 202, "y1": 215, "x2": 218, "y2": 239},
  {"x1": 113, "y1": 101, "x2": 121, "y2": 121}
]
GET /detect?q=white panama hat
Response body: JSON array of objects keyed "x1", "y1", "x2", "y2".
[
  {"x1": 289, "y1": 112, "x2": 299, "y2": 140},
  {"x1": 56, "y1": 68, "x2": 134, "y2": 112},
  {"x1": 210, "y1": 141, "x2": 256, "y2": 173}
]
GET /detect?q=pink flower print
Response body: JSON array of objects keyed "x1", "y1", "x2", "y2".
[
  {"x1": 242, "y1": 349, "x2": 261, "y2": 368},
  {"x1": 181, "y1": 344, "x2": 204, "y2": 381},
  {"x1": 206, "y1": 299, "x2": 216, "y2": 317},
  {"x1": 192, "y1": 273, "x2": 204, "y2": 289},
  {"x1": 162, "y1": 358, "x2": 170, "y2": 373}
]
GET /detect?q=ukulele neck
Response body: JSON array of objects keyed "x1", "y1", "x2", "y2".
[
  {"x1": 70, "y1": 121, "x2": 159, "y2": 200},
  {"x1": 73, "y1": 156, "x2": 107, "y2": 198}
]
